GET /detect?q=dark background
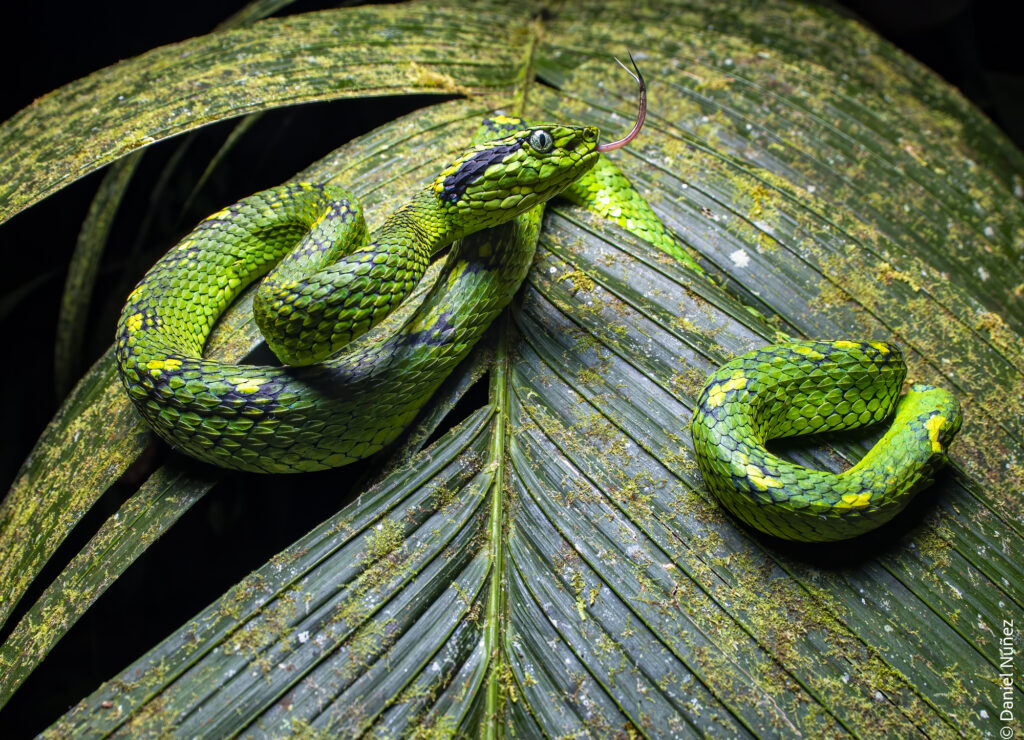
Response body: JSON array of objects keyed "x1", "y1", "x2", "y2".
[{"x1": 0, "y1": 1, "x2": 1020, "y2": 736}]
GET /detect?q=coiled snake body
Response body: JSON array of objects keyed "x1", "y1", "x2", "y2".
[
  {"x1": 116, "y1": 64, "x2": 961, "y2": 540},
  {"x1": 117, "y1": 116, "x2": 604, "y2": 473},
  {"x1": 690, "y1": 341, "x2": 961, "y2": 541}
]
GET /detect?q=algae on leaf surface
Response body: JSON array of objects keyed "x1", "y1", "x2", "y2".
[{"x1": 0, "y1": 0, "x2": 1020, "y2": 737}]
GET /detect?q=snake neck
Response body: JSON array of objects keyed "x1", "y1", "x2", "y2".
[{"x1": 374, "y1": 189, "x2": 463, "y2": 257}]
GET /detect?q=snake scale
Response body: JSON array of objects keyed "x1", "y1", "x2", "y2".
[
  {"x1": 116, "y1": 60, "x2": 961, "y2": 541},
  {"x1": 690, "y1": 341, "x2": 960, "y2": 541}
]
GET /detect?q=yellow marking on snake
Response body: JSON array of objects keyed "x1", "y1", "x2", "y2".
[
  {"x1": 146, "y1": 358, "x2": 182, "y2": 377},
  {"x1": 746, "y1": 465, "x2": 782, "y2": 491},
  {"x1": 690, "y1": 340, "x2": 962, "y2": 541},
  {"x1": 791, "y1": 344, "x2": 825, "y2": 359},
  {"x1": 842, "y1": 491, "x2": 872, "y2": 509},
  {"x1": 926, "y1": 415, "x2": 948, "y2": 452},
  {"x1": 706, "y1": 370, "x2": 748, "y2": 408},
  {"x1": 229, "y1": 377, "x2": 265, "y2": 394}
]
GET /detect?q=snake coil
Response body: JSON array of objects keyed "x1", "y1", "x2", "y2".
[{"x1": 116, "y1": 60, "x2": 960, "y2": 540}]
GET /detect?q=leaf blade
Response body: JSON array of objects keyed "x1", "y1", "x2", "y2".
[{"x1": 0, "y1": 4, "x2": 523, "y2": 224}]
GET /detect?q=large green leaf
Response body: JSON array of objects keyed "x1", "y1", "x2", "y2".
[
  {"x1": 1, "y1": 0, "x2": 1021, "y2": 736},
  {"x1": 52, "y1": 0, "x2": 298, "y2": 398},
  {"x1": 0, "y1": 2, "x2": 519, "y2": 223}
]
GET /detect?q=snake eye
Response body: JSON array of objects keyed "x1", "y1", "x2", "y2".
[{"x1": 528, "y1": 129, "x2": 555, "y2": 153}]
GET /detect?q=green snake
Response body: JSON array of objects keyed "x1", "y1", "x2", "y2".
[
  {"x1": 690, "y1": 341, "x2": 961, "y2": 541},
  {"x1": 115, "y1": 60, "x2": 961, "y2": 541}
]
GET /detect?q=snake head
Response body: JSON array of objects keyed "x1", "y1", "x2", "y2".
[
  {"x1": 430, "y1": 56, "x2": 646, "y2": 236},
  {"x1": 432, "y1": 123, "x2": 601, "y2": 230}
]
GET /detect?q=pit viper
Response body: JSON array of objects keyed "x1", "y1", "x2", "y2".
[
  {"x1": 690, "y1": 341, "x2": 961, "y2": 541},
  {"x1": 115, "y1": 60, "x2": 960, "y2": 541}
]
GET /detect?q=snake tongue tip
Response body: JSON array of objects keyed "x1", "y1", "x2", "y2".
[{"x1": 596, "y1": 52, "x2": 647, "y2": 153}]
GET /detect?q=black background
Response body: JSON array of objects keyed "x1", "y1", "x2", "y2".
[{"x1": 0, "y1": 1, "x2": 1020, "y2": 736}]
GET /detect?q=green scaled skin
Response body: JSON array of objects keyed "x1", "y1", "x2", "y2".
[
  {"x1": 251, "y1": 122, "x2": 598, "y2": 366},
  {"x1": 116, "y1": 104, "x2": 963, "y2": 541},
  {"x1": 561, "y1": 158, "x2": 702, "y2": 273},
  {"x1": 117, "y1": 117, "x2": 599, "y2": 473},
  {"x1": 690, "y1": 340, "x2": 963, "y2": 542}
]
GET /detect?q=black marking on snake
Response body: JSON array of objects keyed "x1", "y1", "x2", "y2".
[
  {"x1": 396, "y1": 312, "x2": 459, "y2": 348},
  {"x1": 441, "y1": 141, "x2": 523, "y2": 203},
  {"x1": 459, "y1": 257, "x2": 494, "y2": 274},
  {"x1": 480, "y1": 116, "x2": 526, "y2": 137},
  {"x1": 459, "y1": 241, "x2": 502, "y2": 272}
]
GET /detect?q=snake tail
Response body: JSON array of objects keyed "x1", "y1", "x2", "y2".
[{"x1": 690, "y1": 340, "x2": 962, "y2": 542}]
